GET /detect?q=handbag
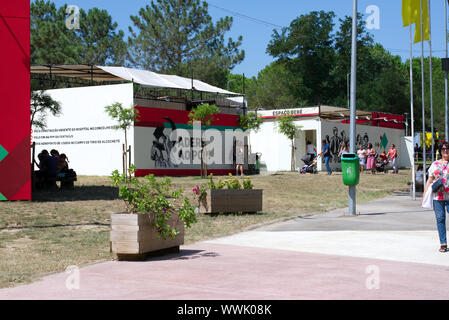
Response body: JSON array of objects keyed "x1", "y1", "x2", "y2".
[
  {"x1": 422, "y1": 184, "x2": 434, "y2": 209},
  {"x1": 431, "y1": 178, "x2": 445, "y2": 193}
]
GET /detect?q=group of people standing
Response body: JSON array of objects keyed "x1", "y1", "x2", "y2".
[
  {"x1": 319, "y1": 140, "x2": 398, "y2": 175},
  {"x1": 356, "y1": 144, "x2": 399, "y2": 175}
]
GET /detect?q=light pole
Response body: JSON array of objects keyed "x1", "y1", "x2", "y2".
[
  {"x1": 349, "y1": 0, "x2": 358, "y2": 216},
  {"x1": 347, "y1": 72, "x2": 351, "y2": 108}
]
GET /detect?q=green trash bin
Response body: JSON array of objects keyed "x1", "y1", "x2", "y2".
[{"x1": 341, "y1": 153, "x2": 360, "y2": 186}]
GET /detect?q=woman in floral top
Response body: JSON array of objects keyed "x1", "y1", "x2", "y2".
[{"x1": 422, "y1": 142, "x2": 449, "y2": 252}]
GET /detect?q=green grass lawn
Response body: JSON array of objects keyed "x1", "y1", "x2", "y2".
[{"x1": 0, "y1": 170, "x2": 411, "y2": 288}]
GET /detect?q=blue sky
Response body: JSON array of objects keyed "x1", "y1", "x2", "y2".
[{"x1": 43, "y1": 0, "x2": 449, "y2": 78}]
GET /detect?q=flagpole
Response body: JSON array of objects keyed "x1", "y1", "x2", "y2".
[
  {"x1": 421, "y1": 0, "x2": 427, "y2": 188},
  {"x1": 410, "y1": 23, "x2": 416, "y2": 200},
  {"x1": 348, "y1": 0, "x2": 357, "y2": 216},
  {"x1": 445, "y1": 0, "x2": 448, "y2": 142},
  {"x1": 428, "y1": 0, "x2": 434, "y2": 162}
]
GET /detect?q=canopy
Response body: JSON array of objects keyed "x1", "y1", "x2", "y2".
[{"x1": 31, "y1": 65, "x2": 242, "y2": 96}]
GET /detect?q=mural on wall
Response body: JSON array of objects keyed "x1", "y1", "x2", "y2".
[
  {"x1": 150, "y1": 117, "x2": 178, "y2": 168},
  {"x1": 324, "y1": 126, "x2": 372, "y2": 164},
  {"x1": 134, "y1": 106, "x2": 241, "y2": 176}
]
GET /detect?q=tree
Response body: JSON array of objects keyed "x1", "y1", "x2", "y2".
[
  {"x1": 267, "y1": 10, "x2": 336, "y2": 106},
  {"x1": 411, "y1": 57, "x2": 446, "y2": 136},
  {"x1": 188, "y1": 103, "x2": 219, "y2": 177},
  {"x1": 275, "y1": 116, "x2": 302, "y2": 171},
  {"x1": 31, "y1": 0, "x2": 80, "y2": 65},
  {"x1": 238, "y1": 112, "x2": 263, "y2": 132},
  {"x1": 31, "y1": 0, "x2": 127, "y2": 66},
  {"x1": 76, "y1": 8, "x2": 127, "y2": 65},
  {"x1": 30, "y1": 91, "x2": 62, "y2": 129},
  {"x1": 246, "y1": 62, "x2": 304, "y2": 109},
  {"x1": 128, "y1": 0, "x2": 244, "y2": 87},
  {"x1": 105, "y1": 103, "x2": 139, "y2": 178}
]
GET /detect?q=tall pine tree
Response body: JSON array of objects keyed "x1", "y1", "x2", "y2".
[{"x1": 127, "y1": 0, "x2": 244, "y2": 87}]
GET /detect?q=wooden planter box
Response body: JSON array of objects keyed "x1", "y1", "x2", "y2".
[
  {"x1": 110, "y1": 213, "x2": 184, "y2": 261},
  {"x1": 198, "y1": 189, "x2": 263, "y2": 214}
]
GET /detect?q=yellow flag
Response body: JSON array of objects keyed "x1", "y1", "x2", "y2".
[
  {"x1": 402, "y1": 0, "x2": 413, "y2": 26},
  {"x1": 425, "y1": 132, "x2": 432, "y2": 148},
  {"x1": 413, "y1": 0, "x2": 430, "y2": 43},
  {"x1": 402, "y1": 0, "x2": 421, "y2": 26}
]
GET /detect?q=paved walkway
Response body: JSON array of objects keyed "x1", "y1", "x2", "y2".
[{"x1": 1, "y1": 192, "x2": 449, "y2": 300}]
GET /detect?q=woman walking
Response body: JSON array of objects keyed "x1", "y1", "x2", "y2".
[
  {"x1": 357, "y1": 145, "x2": 367, "y2": 173},
  {"x1": 422, "y1": 142, "x2": 449, "y2": 253},
  {"x1": 366, "y1": 143, "x2": 376, "y2": 175},
  {"x1": 338, "y1": 141, "x2": 349, "y2": 158}
]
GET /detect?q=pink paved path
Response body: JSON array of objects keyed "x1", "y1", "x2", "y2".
[{"x1": 1, "y1": 242, "x2": 449, "y2": 300}]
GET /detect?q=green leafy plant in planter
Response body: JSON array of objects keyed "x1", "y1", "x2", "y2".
[
  {"x1": 111, "y1": 166, "x2": 197, "y2": 240},
  {"x1": 242, "y1": 177, "x2": 253, "y2": 190},
  {"x1": 196, "y1": 174, "x2": 260, "y2": 214},
  {"x1": 225, "y1": 173, "x2": 242, "y2": 190},
  {"x1": 197, "y1": 173, "x2": 254, "y2": 202}
]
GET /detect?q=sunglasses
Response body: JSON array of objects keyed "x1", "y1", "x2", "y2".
[{"x1": 441, "y1": 148, "x2": 449, "y2": 152}]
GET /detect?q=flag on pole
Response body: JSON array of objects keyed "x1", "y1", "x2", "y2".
[
  {"x1": 401, "y1": 0, "x2": 429, "y2": 43},
  {"x1": 414, "y1": 0, "x2": 429, "y2": 43},
  {"x1": 402, "y1": 0, "x2": 419, "y2": 26}
]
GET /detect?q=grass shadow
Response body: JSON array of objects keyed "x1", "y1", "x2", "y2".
[
  {"x1": 0, "y1": 222, "x2": 110, "y2": 231},
  {"x1": 32, "y1": 185, "x2": 119, "y2": 202}
]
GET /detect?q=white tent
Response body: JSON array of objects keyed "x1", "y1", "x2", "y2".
[{"x1": 31, "y1": 65, "x2": 241, "y2": 95}]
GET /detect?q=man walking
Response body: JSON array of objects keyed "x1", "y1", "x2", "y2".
[
  {"x1": 388, "y1": 144, "x2": 399, "y2": 174},
  {"x1": 320, "y1": 139, "x2": 332, "y2": 175}
]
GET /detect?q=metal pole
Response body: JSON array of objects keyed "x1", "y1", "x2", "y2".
[
  {"x1": 410, "y1": 24, "x2": 416, "y2": 201},
  {"x1": 445, "y1": 0, "x2": 448, "y2": 141},
  {"x1": 428, "y1": 0, "x2": 434, "y2": 163},
  {"x1": 349, "y1": 0, "x2": 357, "y2": 216},
  {"x1": 347, "y1": 73, "x2": 350, "y2": 108},
  {"x1": 421, "y1": 0, "x2": 427, "y2": 188}
]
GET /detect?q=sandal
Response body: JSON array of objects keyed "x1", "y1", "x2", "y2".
[{"x1": 439, "y1": 245, "x2": 447, "y2": 253}]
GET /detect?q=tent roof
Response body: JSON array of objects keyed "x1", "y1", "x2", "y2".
[{"x1": 31, "y1": 64, "x2": 242, "y2": 96}]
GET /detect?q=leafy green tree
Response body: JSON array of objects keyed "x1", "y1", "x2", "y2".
[
  {"x1": 275, "y1": 115, "x2": 302, "y2": 171},
  {"x1": 128, "y1": 0, "x2": 244, "y2": 87},
  {"x1": 105, "y1": 103, "x2": 139, "y2": 178},
  {"x1": 267, "y1": 10, "x2": 336, "y2": 106},
  {"x1": 30, "y1": 90, "x2": 62, "y2": 129},
  {"x1": 246, "y1": 62, "x2": 304, "y2": 109},
  {"x1": 332, "y1": 14, "x2": 375, "y2": 105},
  {"x1": 238, "y1": 112, "x2": 263, "y2": 132},
  {"x1": 188, "y1": 103, "x2": 219, "y2": 177},
  {"x1": 356, "y1": 45, "x2": 409, "y2": 114},
  {"x1": 188, "y1": 103, "x2": 219, "y2": 126},
  {"x1": 410, "y1": 57, "x2": 446, "y2": 136}
]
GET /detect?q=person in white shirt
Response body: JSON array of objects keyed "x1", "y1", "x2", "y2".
[
  {"x1": 306, "y1": 141, "x2": 316, "y2": 156},
  {"x1": 357, "y1": 145, "x2": 367, "y2": 173}
]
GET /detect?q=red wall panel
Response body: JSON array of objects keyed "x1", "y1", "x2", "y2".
[{"x1": 0, "y1": 1, "x2": 31, "y2": 200}]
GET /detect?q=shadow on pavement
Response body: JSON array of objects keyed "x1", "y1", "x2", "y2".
[{"x1": 144, "y1": 249, "x2": 221, "y2": 262}]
